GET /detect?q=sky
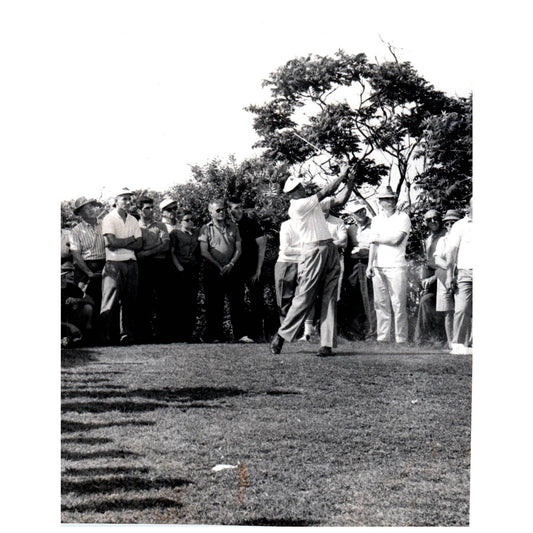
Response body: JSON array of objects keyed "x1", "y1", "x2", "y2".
[
  {"x1": 6, "y1": 0, "x2": 477, "y2": 202},
  {"x1": 3, "y1": 2, "x2": 533, "y2": 531}
]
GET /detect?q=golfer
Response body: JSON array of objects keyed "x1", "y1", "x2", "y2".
[{"x1": 270, "y1": 163, "x2": 353, "y2": 357}]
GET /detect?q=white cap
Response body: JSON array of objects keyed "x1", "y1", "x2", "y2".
[
  {"x1": 283, "y1": 175, "x2": 304, "y2": 193},
  {"x1": 159, "y1": 198, "x2": 177, "y2": 211}
]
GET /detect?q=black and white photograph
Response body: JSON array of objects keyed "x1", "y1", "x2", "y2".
[{"x1": 3, "y1": 0, "x2": 532, "y2": 531}]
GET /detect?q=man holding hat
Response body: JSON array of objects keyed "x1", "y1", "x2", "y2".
[
  {"x1": 270, "y1": 163, "x2": 353, "y2": 357},
  {"x1": 341, "y1": 202, "x2": 377, "y2": 340},
  {"x1": 160, "y1": 198, "x2": 179, "y2": 234},
  {"x1": 366, "y1": 185, "x2": 411, "y2": 344},
  {"x1": 69, "y1": 197, "x2": 106, "y2": 340},
  {"x1": 100, "y1": 187, "x2": 143, "y2": 345}
]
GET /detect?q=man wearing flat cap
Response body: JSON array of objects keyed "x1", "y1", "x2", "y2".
[
  {"x1": 100, "y1": 187, "x2": 143, "y2": 345},
  {"x1": 366, "y1": 185, "x2": 411, "y2": 344},
  {"x1": 69, "y1": 197, "x2": 106, "y2": 341},
  {"x1": 270, "y1": 163, "x2": 354, "y2": 357}
]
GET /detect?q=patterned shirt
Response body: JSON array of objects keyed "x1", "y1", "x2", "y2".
[{"x1": 69, "y1": 220, "x2": 106, "y2": 261}]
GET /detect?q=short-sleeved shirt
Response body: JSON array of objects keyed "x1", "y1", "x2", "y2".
[
  {"x1": 277, "y1": 219, "x2": 301, "y2": 263},
  {"x1": 139, "y1": 219, "x2": 169, "y2": 260},
  {"x1": 234, "y1": 214, "x2": 264, "y2": 275},
  {"x1": 424, "y1": 231, "x2": 445, "y2": 271},
  {"x1": 101, "y1": 209, "x2": 142, "y2": 261},
  {"x1": 348, "y1": 217, "x2": 373, "y2": 259},
  {"x1": 198, "y1": 220, "x2": 241, "y2": 266},
  {"x1": 370, "y1": 210, "x2": 411, "y2": 267},
  {"x1": 325, "y1": 214, "x2": 347, "y2": 251},
  {"x1": 446, "y1": 215, "x2": 472, "y2": 269},
  {"x1": 288, "y1": 195, "x2": 332, "y2": 244},
  {"x1": 170, "y1": 228, "x2": 200, "y2": 268},
  {"x1": 69, "y1": 220, "x2": 106, "y2": 261}
]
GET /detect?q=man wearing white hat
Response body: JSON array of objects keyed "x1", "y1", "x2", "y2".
[
  {"x1": 366, "y1": 185, "x2": 411, "y2": 344},
  {"x1": 270, "y1": 163, "x2": 353, "y2": 357},
  {"x1": 160, "y1": 198, "x2": 179, "y2": 234},
  {"x1": 100, "y1": 187, "x2": 143, "y2": 345}
]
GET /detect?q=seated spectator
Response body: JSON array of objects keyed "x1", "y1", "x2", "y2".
[{"x1": 414, "y1": 209, "x2": 447, "y2": 345}]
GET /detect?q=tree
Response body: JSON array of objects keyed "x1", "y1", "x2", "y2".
[
  {"x1": 414, "y1": 94, "x2": 472, "y2": 211},
  {"x1": 246, "y1": 49, "x2": 458, "y2": 210}
]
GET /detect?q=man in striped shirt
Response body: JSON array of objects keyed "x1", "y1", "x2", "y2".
[{"x1": 70, "y1": 197, "x2": 106, "y2": 341}]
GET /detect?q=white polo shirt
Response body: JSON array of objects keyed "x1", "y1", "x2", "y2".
[
  {"x1": 371, "y1": 210, "x2": 411, "y2": 267},
  {"x1": 101, "y1": 209, "x2": 142, "y2": 261},
  {"x1": 277, "y1": 219, "x2": 302, "y2": 263},
  {"x1": 446, "y1": 215, "x2": 472, "y2": 269},
  {"x1": 288, "y1": 195, "x2": 332, "y2": 244}
]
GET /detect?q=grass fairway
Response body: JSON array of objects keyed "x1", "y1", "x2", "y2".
[{"x1": 61, "y1": 340, "x2": 471, "y2": 526}]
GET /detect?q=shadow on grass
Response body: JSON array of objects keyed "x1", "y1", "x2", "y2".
[
  {"x1": 62, "y1": 449, "x2": 141, "y2": 461},
  {"x1": 238, "y1": 518, "x2": 319, "y2": 526},
  {"x1": 62, "y1": 476, "x2": 191, "y2": 495},
  {"x1": 63, "y1": 466, "x2": 150, "y2": 476},
  {"x1": 61, "y1": 419, "x2": 155, "y2": 433},
  {"x1": 62, "y1": 437, "x2": 113, "y2": 445},
  {"x1": 61, "y1": 497, "x2": 183, "y2": 514},
  {"x1": 61, "y1": 349, "x2": 103, "y2": 368}
]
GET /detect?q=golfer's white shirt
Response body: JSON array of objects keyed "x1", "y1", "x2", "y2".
[
  {"x1": 371, "y1": 210, "x2": 411, "y2": 267},
  {"x1": 288, "y1": 195, "x2": 332, "y2": 244}
]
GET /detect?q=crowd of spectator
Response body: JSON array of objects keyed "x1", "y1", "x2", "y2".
[{"x1": 60, "y1": 179, "x2": 472, "y2": 356}]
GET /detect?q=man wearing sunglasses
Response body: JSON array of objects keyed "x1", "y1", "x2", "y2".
[
  {"x1": 414, "y1": 209, "x2": 446, "y2": 345},
  {"x1": 160, "y1": 198, "x2": 179, "y2": 234},
  {"x1": 170, "y1": 210, "x2": 201, "y2": 342},
  {"x1": 199, "y1": 199, "x2": 244, "y2": 343}
]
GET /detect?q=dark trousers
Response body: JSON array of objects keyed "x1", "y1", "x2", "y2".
[
  {"x1": 74, "y1": 259, "x2": 105, "y2": 336},
  {"x1": 414, "y1": 291, "x2": 446, "y2": 344},
  {"x1": 203, "y1": 264, "x2": 246, "y2": 342},
  {"x1": 174, "y1": 266, "x2": 199, "y2": 342},
  {"x1": 137, "y1": 257, "x2": 175, "y2": 342},
  {"x1": 233, "y1": 267, "x2": 266, "y2": 341},
  {"x1": 100, "y1": 260, "x2": 138, "y2": 343}
]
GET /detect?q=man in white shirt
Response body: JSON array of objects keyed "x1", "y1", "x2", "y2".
[
  {"x1": 270, "y1": 163, "x2": 353, "y2": 357},
  {"x1": 366, "y1": 185, "x2": 411, "y2": 344},
  {"x1": 446, "y1": 199, "x2": 473, "y2": 355},
  {"x1": 100, "y1": 188, "x2": 143, "y2": 345}
]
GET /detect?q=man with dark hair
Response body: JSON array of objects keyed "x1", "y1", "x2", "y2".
[
  {"x1": 136, "y1": 196, "x2": 172, "y2": 343},
  {"x1": 198, "y1": 199, "x2": 244, "y2": 343},
  {"x1": 100, "y1": 188, "x2": 143, "y2": 345},
  {"x1": 170, "y1": 209, "x2": 201, "y2": 342},
  {"x1": 270, "y1": 163, "x2": 353, "y2": 357},
  {"x1": 69, "y1": 197, "x2": 106, "y2": 340},
  {"x1": 227, "y1": 196, "x2": 266, "y2": 343}
]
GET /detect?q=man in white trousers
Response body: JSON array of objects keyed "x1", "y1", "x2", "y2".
[{"x1": 366, "y1": 185, "x2": 411, "y2": 344}]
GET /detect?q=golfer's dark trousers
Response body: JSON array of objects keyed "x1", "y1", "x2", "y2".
[
  {"x1": 100, "y1": 259, "x2": 138, "y2": 343},
  {"x1": 203, "y1": 263, "x2": 246, "y2": 342}
]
